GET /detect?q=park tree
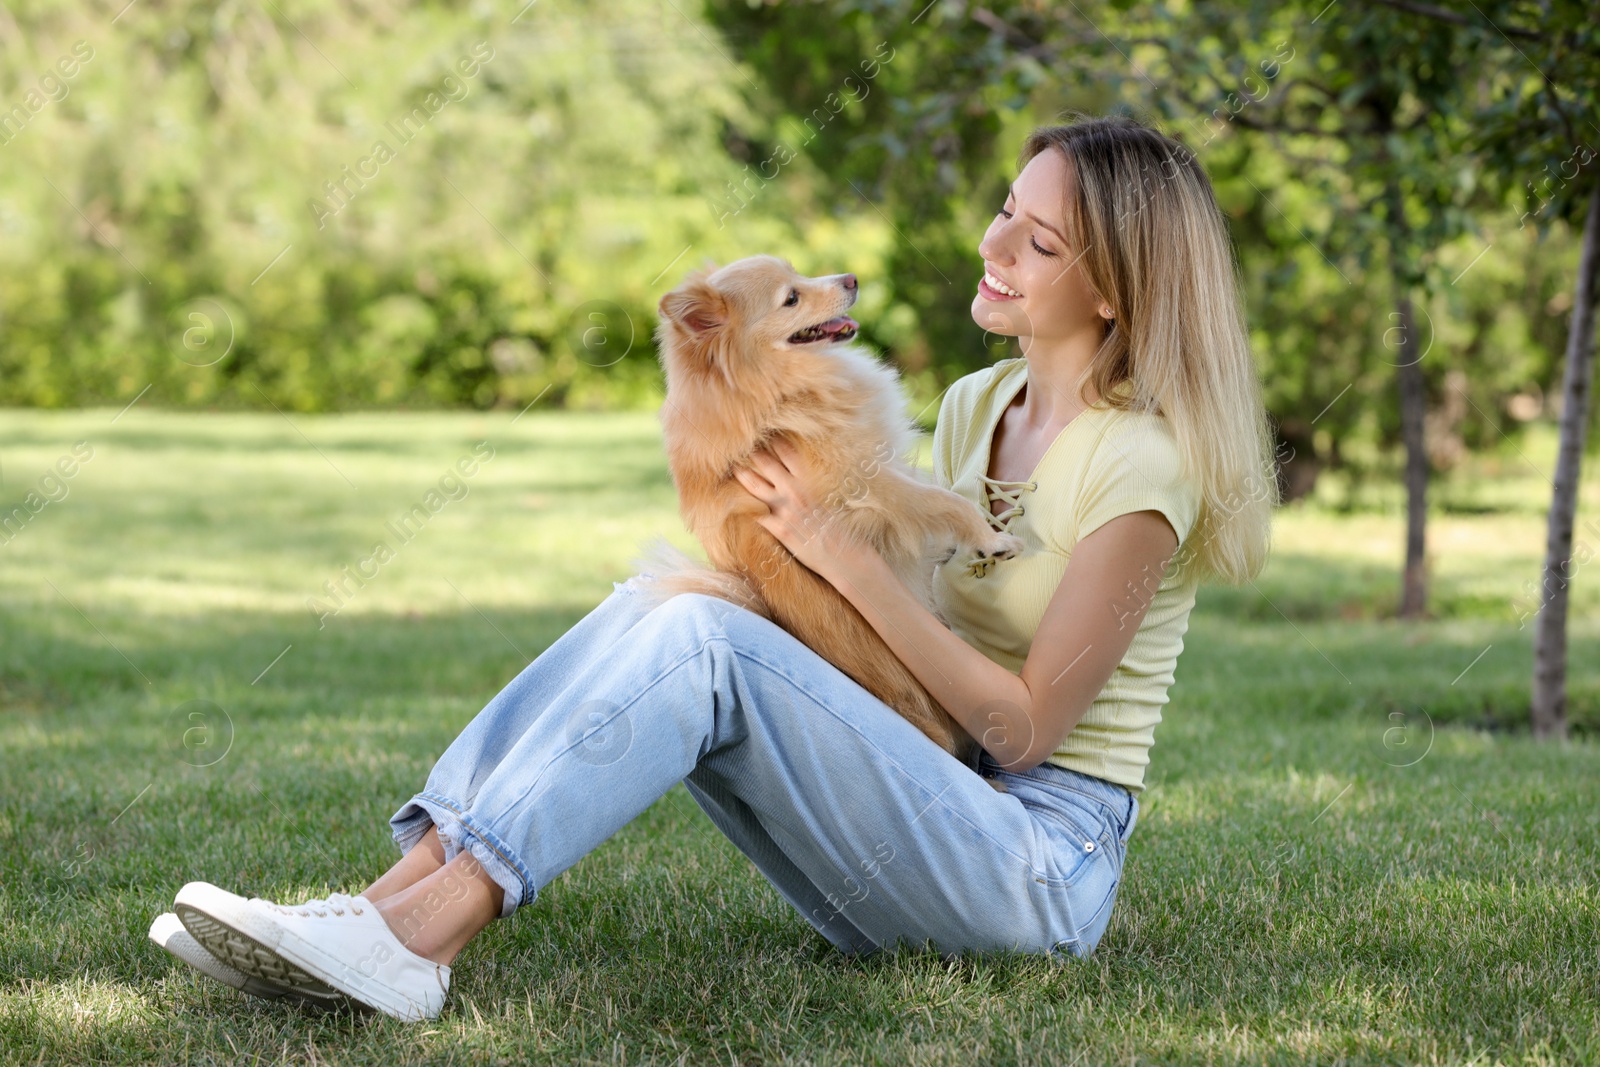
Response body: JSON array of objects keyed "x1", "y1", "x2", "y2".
[
  {"x1": 708, "y1": 0, "x2": 1490, "y2": 618},
  {"x1": 1101, "y1": 2, "x2": 1493, "y2": 618},
  {"x1": 1116, "y1": 0, "x2": 1597, "y2": 725},
  {"x1": 1379, "y1": 0, "x2": 1600, "y2": 738},
  {"x1": 700, "y1": 0, "x2": 1051, "y2": 383}
]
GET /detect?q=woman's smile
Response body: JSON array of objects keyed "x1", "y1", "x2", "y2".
[{"x1": 978, "y1": 269, "x2": 1024, "y2": 302}]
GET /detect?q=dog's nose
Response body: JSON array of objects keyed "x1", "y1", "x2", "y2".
[{"x1": 841, "y1": 273, "x2": 857, "y2": 291}]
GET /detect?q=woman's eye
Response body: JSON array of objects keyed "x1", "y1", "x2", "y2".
[
  {"x1": 999, "y1": 205, "x2": 1056, "y2": 255},
  {"x1": 783, "y1": 290, "x2": 799, "y2": 306}
]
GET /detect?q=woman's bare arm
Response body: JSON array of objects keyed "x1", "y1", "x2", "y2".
[{"x1": 733, "y1": 437, "x2": 1178, "y2": 771}]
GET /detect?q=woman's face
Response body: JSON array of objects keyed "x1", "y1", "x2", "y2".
[{"x1": 971, "y1": 149, "x2": 1109, "y2": 345}]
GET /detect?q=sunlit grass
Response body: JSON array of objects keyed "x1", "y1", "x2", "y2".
[{"x1": 1, "y1": 409, "x2": 1596, "y2": 1065}]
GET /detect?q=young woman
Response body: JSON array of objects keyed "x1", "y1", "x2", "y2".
[{"x1": 151, "y1": 113, "x2": 1275, "y2": 1022}]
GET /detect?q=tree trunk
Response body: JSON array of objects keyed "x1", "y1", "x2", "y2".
[
  {"x1": 1386, "y1": 179, "x2": 1429, "y2": 619},
  {"x1": 1395, "y1": 294, "x2": 1429, "y2": 618},
  {"x1": 1531, "y1": 179, "x2": 1600, "y2": 740}
]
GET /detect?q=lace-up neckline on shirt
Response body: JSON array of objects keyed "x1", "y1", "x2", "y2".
[
  {"x1": 980, "y1": 475, "x2": 1036, "y2": 531},
  {"x1": 974, "y1": 371, "x2": 1066, "y2": 536},
  {"x1": 931, "y1": 357, "x2": 1202, "y2": 793},
  {"x1": 965, "y1": 475, "x2": 1036, "y2": 578}
]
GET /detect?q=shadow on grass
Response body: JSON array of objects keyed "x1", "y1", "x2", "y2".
[
  {"x1": 1200, "y1": 550, "x2": 1530, "y2": 624},
  {"x1": 4, "y1": 583, "x2": 1599, "y2": 1061},
  {"x1": 5, "y1": 760, "x2": 1596, "y2": 1065}
]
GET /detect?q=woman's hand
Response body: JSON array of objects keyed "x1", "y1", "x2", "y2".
[{"x1": 731, "y1": 437, "x2": 876, "y2": 582}]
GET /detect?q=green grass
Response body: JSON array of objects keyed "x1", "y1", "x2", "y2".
[{"x1": 2, "y1": 408, "x2": 1597, "y2": 1066}]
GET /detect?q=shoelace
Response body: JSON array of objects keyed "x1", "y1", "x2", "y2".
[{"x1": 268, "y1": 891, "x2": 366, "y2": 918}]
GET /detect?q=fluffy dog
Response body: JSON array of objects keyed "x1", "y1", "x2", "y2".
[{"x1": 633, "y1": 255, "x2": 1022, "y2": 763}]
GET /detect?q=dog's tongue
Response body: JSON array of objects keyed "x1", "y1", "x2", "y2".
[{"x1": 819, "y1": 316, "x2": 858, "y2": 336}]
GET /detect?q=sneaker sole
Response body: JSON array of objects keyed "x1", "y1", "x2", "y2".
[
  {"x1": 148, "y1": 912, "x2": 345, "y2": 1009},
  {"x1": 173, "y1": 902, "x2": 352, "y2": 1004},
  {"x1": 174, "y1": 882, "x2": 438, "y2": 1022}
]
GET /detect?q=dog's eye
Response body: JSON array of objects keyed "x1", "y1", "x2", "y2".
[{"x1": 783, "y1": 290, "x2": 799, "y2": 307}]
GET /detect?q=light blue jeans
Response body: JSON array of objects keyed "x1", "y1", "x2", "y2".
[{"x1": 390, "y1": 575, "x2": 1138, "y2": 961}]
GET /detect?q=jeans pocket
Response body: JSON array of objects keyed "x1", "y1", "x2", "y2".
[
  {"x1": 1040, "y1": 810, "x2": 1117, "y2": 887},
  {"x1": 1004, "y1": 784, "x2": 1117, "y2": 890},
  {"x1": 1045, "y1": 844, "x2": 1123, "y2": 959}
]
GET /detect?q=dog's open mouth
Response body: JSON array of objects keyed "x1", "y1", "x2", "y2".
[{"x1": 787, "y1": 315, "x2": 859, "y2": 345}]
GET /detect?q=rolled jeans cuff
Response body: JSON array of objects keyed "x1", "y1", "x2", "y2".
[{"x1": 390, "y1": 791, "x2": 531, "y2": 920}]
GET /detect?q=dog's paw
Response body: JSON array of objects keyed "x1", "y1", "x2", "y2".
[
  {"x1": 962, "y1": 533, "x2": 1024, "y2": 579},
  {"x1": 978, "y1": 533, "x2": 1025, "y2": 561}
]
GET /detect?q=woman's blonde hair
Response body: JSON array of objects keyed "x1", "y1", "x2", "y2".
[{"x1": 1018, "y1": 112, "x2": 1277, "y2": 584}]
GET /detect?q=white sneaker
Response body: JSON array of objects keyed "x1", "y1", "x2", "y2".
[
  {"x1": 147, "y1": 912, "x2": 347, "y2": 1008},
  {"x1": 174, "y1": 881, "x2": 451, "y2": 1022}
]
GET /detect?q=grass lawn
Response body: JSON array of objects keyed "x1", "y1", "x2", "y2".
[{"x1": 1, "y1": 407, "x2": 1597, "y2": 1066}]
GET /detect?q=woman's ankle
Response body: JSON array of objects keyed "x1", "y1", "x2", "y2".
[
  {"x1": 364, "y1": 826, "x2": 448, "y2": 902},
  {"x1": 374, "y1": 853, "x2": 503, "y2": 966}
]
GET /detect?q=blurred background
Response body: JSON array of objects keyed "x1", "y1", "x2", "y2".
[
  {"x1": 5, "y1": 0, "x2": 1596, "y2": 700},
  {"x1": 0, "y1": 1, "x2": 1584, "y2": 443}
]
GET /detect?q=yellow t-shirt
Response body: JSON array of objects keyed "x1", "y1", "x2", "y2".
[{"x1": 929, "y1": 357, "x2": 1202, "y2": 793}]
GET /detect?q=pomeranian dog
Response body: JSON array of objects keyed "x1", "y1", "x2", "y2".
[{"x1": 632, "y1": 255, "x2": 1022, "y2": 764}]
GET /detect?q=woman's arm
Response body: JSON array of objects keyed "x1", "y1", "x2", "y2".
[{"x1": 734, "y1": 439, "x2": 1178, "y2": 772}]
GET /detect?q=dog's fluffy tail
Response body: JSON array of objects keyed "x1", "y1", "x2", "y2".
[{"x1": 625, "y1": 536, "x2": 770, "y2": 619}]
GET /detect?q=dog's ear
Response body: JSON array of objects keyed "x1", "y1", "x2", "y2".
[{"x1": 658, "y1": 279, "x2": 728, "y2": 334}]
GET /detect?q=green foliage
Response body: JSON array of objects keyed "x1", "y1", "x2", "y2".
[
  {"x1": 0, "y1": 0, "x2": 900, "y2": 412},
  {"x1": 0, "y1": 0, "x2": 1588, "y2": 480},
  {"x1": 1462, "y1": 0, "x2": 1599, "y2": 229},
  {"x1": 704, "y1": 0, "x2": 1587, "y2": 491}
]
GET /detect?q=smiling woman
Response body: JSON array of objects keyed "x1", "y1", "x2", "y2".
[
  {"x1": 923, "y1": 115, "x2": 1276, "y2": 786},
  {"x1": 151, "y1": 113, "x2": 1276, "y2": 1023}
]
